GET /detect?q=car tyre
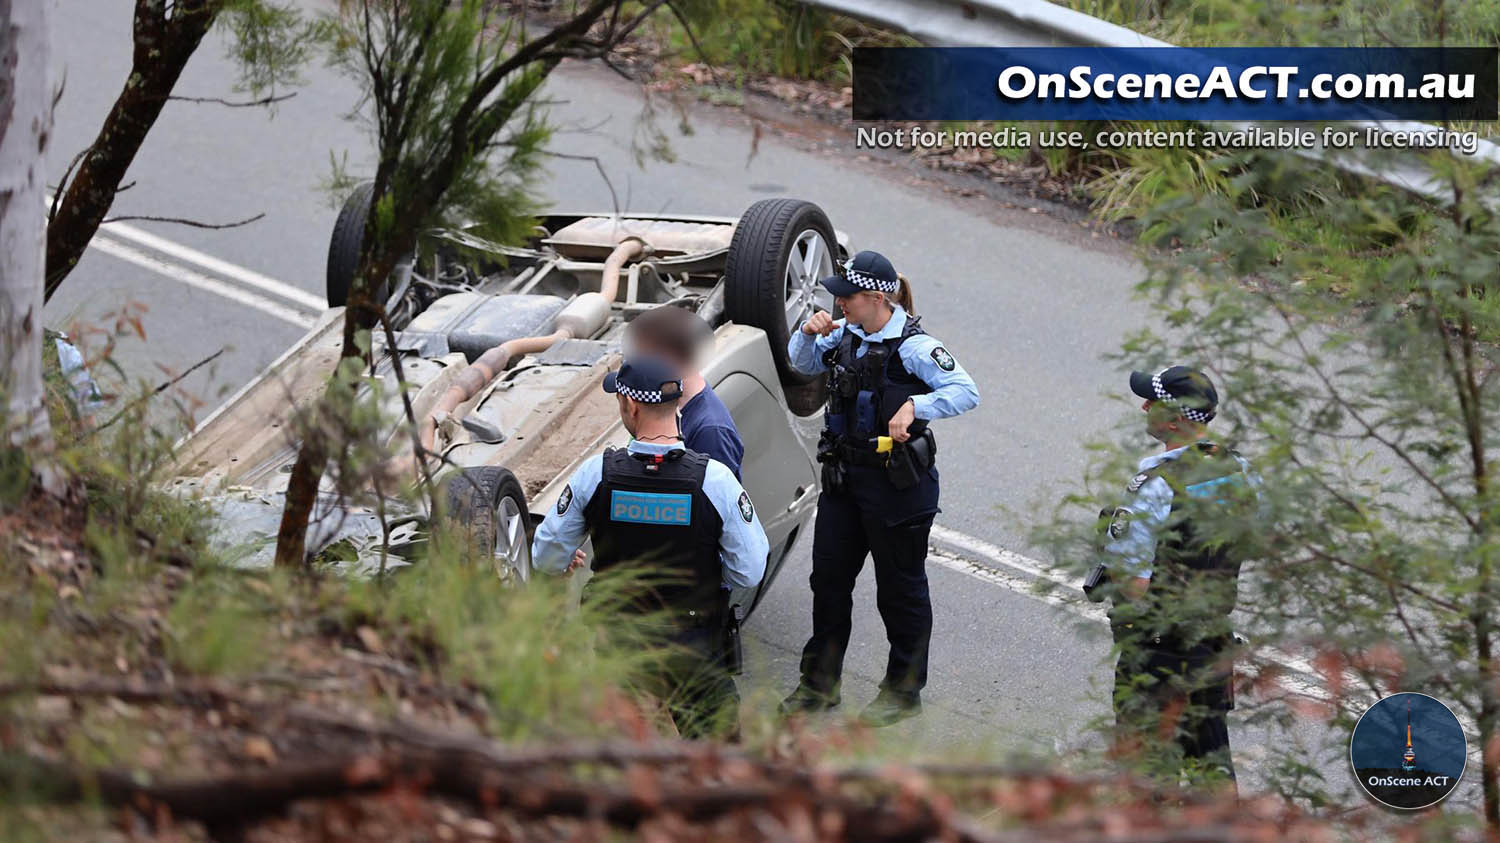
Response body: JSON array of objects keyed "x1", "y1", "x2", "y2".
[
  {"x1": 724, "y1": 198, "x2": 836, "y2": 415},
  {"x1": 326, "y1": 181, "x2": 389, "y2": 309},
  {"x1": 444, "y1": 466, "x2": 533, "y2": 584}
]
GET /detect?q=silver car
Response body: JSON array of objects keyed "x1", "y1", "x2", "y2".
[{"x1": 170, "y1": 193, "x2": 846, "y2": 615}]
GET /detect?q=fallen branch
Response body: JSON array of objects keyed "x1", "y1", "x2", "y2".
[
  {"x1": 0, "y1": 747, "x2": 991, "y2": 842},
  {"x1": 0, "y1": 675, "x2": 1121, "y2": 788},
  {"x1": 0, "y1": 677, "x2": 1334, "y2": 840}
]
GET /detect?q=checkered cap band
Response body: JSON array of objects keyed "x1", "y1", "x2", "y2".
[
  {"x1": 1150, "y1": 372, "x2": 1214, "y2": 422},
  {"x1": 615, "y1": 383, "x2": 677, "y2": 404},
  {"x1": 842, "y1": 259, "x2": 899, "y2": 294}
]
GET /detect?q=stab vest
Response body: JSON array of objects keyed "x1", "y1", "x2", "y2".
[
  {"x1": 821, "y1": 315, "x2": 933, "y2": 442},
  {"x1": 582, "y1": 447, "x2": 724, "y2": 620},
  {"x1": 1131, "y1": 442, "x2": 1255, "y2": 649}
]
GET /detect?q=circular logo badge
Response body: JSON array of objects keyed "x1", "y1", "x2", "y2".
[{"x1": 1350, "y1": 692, "x2": 1466, "y2": 810}]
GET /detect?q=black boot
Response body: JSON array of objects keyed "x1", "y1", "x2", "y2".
[
  {"x1": 858, "y1": 688, "x2": 921, "y2": 727},
  {"x1": 778, "y1": 683, "x2": 841, "y2": 716}
]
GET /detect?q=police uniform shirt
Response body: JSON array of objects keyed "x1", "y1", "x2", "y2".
[
  {"x1": 1102, "y1": 443, "x2": 1261, "y2": 580},
  {"x1": 786, "y1": 305, "x2": 979, "y2": 420},
  {"x1": 530, "y1": 440, "x2": 769, "y2": 587}
]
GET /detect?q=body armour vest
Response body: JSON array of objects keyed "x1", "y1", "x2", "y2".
[
  {"x1": 582, "y1": 447, "x2": 725, "y2": 619},
  {"x1": 821, "y1": 315, "x2": 934, "y2": 441},
  {"x1": 1136, "y1": 442, "x2": 1255, "y2": 649}
]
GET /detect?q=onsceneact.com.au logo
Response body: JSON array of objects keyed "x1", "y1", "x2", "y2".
[{"x1": 852, "y1": 47, "x2": 1498, "y2": 122}]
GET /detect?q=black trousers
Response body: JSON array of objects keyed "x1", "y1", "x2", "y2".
[
  {"x1": 799, "y1": 489, "x2": 934, "y2": 697},
  {"x1": 649, "y1": 626, "x2": 739, "y2": 740},
  {"x1": 1112, "y1": 632, "x2": 1236, "y2": 783}
]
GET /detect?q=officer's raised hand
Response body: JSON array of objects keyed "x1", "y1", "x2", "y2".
[
  {"x1": 801, "y1": 310, "x2": 837, "y2": 336},
  {"x1": 888, "y1": 397, "x2": 917, "y2": 443}
]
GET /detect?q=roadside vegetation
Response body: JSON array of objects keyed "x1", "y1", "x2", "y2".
[{"x1": 1, "y1": 329, "x2": 1377, "y2": 841}]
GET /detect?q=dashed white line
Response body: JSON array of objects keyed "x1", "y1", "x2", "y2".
[
  {"x1": 101, "y1": 221, "x2": 327, "y2": 312},
  {"x1": 90, "y1": 234, "x2": 316, "y2": 329}
]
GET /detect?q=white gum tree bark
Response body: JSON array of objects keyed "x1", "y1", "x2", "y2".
[{"x1": 0, "y1": 0, "x2": 54, "y2": 461}]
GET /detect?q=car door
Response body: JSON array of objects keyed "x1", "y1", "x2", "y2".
[{"x1": 712, "y1": 369, "x2": 819, "y2": 612}]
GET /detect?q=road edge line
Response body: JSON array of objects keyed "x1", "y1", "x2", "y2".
[{"x1": 103, "y1": 221, "x2": 326, "y2": 312}]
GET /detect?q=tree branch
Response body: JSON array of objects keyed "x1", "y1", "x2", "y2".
[
  {"x1": 1265, "y1": 293, "x2": 1482, "y2": 533},
  {"x1": 166, "y1": 92, "x2": 297, "y2": 107},
  {"x1": 98, "y1": 212, "x2": 266, "y2": 230},
  {"x1": 88, "y1": 348, "x2": 225, "y2": 436}
]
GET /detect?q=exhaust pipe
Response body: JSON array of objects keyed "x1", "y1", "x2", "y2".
[{"x1": 392, "y1": 238, "x2": 646, "y2": 480}]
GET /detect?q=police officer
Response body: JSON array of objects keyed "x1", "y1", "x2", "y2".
[
  {"x1": 624, "y1": 304, "x2": 745, "y2": 478},
  {"x1": 1092, "y1": 365, "x2": 1260, "y2": 788},
  {"x1": 778, "y1": 251, "x2": 980, "y2": 726},
  {"x1": 531, "y1": 355, "x2": 769, "y2": 739}
]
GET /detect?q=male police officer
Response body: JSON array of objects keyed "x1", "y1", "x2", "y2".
[
  {"x1": 625, "y1": 304, "x2": 744, "y2": 479},
  {"x1": 531, "y1": 355, "x2": 769, "y2": 738},
  {"x1": 1093, "y1": 366, "x2": 1259, "y2": 787}
]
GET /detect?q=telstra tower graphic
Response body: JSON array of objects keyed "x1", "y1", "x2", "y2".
[{"x1": 1401, "y1": 699, "x2": 1417, "y2": 772}]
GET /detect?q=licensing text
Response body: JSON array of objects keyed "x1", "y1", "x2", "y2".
[{"x1": 854, "y1": 126, "x2": 1482, "y2": 156}]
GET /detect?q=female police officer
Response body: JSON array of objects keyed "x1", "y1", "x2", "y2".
[{"x1": 778, "y1": 250, "x2": 979, "y2": 726}]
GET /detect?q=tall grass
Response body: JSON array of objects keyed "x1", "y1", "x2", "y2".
[{"x1": 660, "y1": 0, "x2": 914, "y2": 84}]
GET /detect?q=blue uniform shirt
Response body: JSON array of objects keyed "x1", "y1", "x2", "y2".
[
  {"x1": 681, "y1": 384, "x2": 744, "y2": 480},
  {"x1": 531, "y1": 440, "x2": 769, "y2": 588},
  {"x1": 1102, "y1": 443, "x2": 1261, "y2": 580},
  {"x1": 786, "y1": 305, "x2": 980, "y2": 420}
]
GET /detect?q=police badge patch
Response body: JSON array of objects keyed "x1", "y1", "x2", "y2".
[
  {"x1": 930, "y1": 346, "x2": 956, "y2": 372},
  {"x1": 1126, "y1": 472, "x2": 1151, "y2": 493},
  {"x1": 557, "y1": 484, "x2": 573, "y2": 515},
  {"x1": 1106, "y1": 506, "x2": 1131, "y2": 540},
  {"x1": 737, "y1": 491, "x2": 755, "y2": 523}
]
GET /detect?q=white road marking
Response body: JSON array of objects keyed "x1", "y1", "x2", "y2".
[
  {"x1": 90, "y1": 234, "x2": 316, "y2": 329},
  {"x1": 930, "y1": 524, "x2": 1077, "y2": 590},
  {"x1": 928, "y1": 524, "x2": 1341, "y2": 704},
  {"x1": 101, "y1": 221, "x2": 327, "y2": 312},
  {"x1": 928, "y1": 548, "x2": 1105, "y2": 622}
]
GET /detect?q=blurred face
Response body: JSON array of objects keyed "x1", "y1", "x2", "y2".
[
  {"x1": 834, "y1": 290, "x2": 887, "y2": 326},
  {"x1": 624, "y1": 331, "x2": 695, "y2": 374},
  {"x1": 1141, "y1": 399, "x2": 1183, "y2": 443}
]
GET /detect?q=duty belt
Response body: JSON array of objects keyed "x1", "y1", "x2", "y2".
[
  {"x1": 837, "y1": 440, "x2": 888, "y2": 468},
  {"x1": 682, "y1": 607, "x2": 722, "y2": 628}
]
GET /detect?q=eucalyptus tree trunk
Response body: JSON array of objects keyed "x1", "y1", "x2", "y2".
[
  {"x1": 0, "y1": 0, "x2": 54, "y2": 458},
  {"x1": 43, "y1": 0, "x2": 217, "y2": 298}
]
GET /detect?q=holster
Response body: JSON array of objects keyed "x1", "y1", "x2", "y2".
[
  {"x1": 722, "y1": 602, "x2": 745, "y2": 675},
  {"x1": 1082, "y1": 563, "x2": 1110, "y2": 602},
  {"x1": 817, "y1": 430, "x2": 848, "y2": 495},
  {"x1": 886, "y1": 428, "x2": 935, "y2": 490}
]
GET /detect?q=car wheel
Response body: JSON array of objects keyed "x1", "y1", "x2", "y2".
[
  {"x1": 724, "y1": 198, "x2": 835, "y2": 414},
  {"x1": 326, "y1": 182, "x2": 390, "y2": 309},
  {"x1": 444, "y1": 466, "x2": 532, "y2": 584}
]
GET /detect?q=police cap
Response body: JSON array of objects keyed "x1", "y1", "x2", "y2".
[
  {"x1": 1129, "y1": 365, "x2": 1218, "y2": 422},
  {"x1": 819, "y1": 250, "x2": 900, "y2": 298},
  {"x1": 603, "y1": 355, "x2": 684, "y2": 404}
]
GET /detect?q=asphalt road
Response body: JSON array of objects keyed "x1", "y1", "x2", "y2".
[{"x1": 44, "y1": 1, "x2": 1367, "y2": 804}]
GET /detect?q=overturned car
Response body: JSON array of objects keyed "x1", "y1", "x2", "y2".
[{"x1": 170, "y1": 193, "x2": 845, "y2": 614}]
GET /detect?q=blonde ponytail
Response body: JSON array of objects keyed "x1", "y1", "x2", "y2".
[{"x1": 894, "y1": 273, "x2": 916, "y2": 315}]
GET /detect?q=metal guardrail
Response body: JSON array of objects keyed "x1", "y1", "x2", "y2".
[{"x1": 803, "y1": 0, "x2": 1500, "y2": 204}]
